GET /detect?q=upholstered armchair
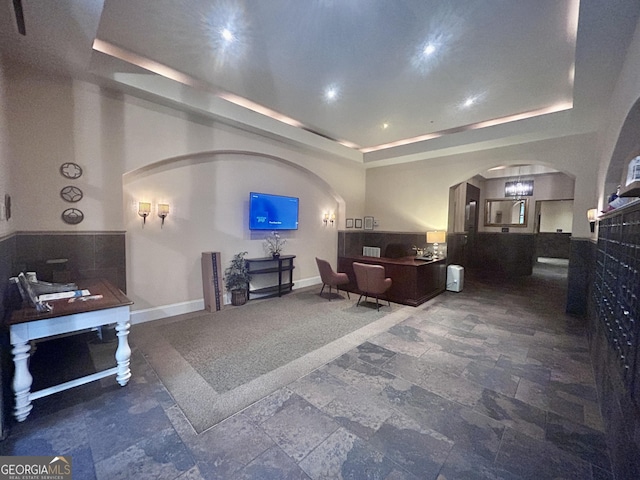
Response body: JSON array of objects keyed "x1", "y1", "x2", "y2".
[
  {"x1": 315, "y1": 257, "x2": 351, "y2": 301},
  {"x1": 352, "y1": 262, "x2": 392, "y2": 311}
]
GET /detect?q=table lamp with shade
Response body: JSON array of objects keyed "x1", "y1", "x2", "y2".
[{"x1": 427, "y1": 231, "x2": 447, "y2": 259}]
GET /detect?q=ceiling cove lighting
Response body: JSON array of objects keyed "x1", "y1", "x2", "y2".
[
  {"x1": 93, "y1": 39, "x2": 201, "y2": 88},
  {"x1": 94, "y1": 41, "x2": 306, "y2": 128},
  {"x1": 566, "y1": 0, "x2": 580, "y2": 42},
  {"x1": 362, "y1": 102, "x2": 575, "y2": 154}
]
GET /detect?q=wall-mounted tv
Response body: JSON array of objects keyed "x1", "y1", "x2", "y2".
[{"x1": 249, "y1": 192, "x2": 299, "y2": 230}]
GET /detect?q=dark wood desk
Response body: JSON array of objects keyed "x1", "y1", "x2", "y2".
[
  {"x1": 338, "y1": 256, "x2": 446, "y2": 307},
  {"x1": 6, "y1": 279, "x2": 133, "y2": 422}
]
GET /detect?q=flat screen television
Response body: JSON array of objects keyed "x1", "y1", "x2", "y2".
[{"x1": 249, "y1": 192, "x2": 299, "y2": 230}]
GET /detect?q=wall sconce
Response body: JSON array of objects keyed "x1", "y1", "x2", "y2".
[
  {"x1": 330, "y1": 213, "x2": 335, "y2": 226},
  {"x1": 587, "y1": 208, "x2": 598, "y2": 233},
  {"x1": 323, "y1": 212, "x2": 329, "y2": 225},
  {"x1": 158, "y1": 203, "x2": 170, "y2": 228},
  {"x1": 427, "y1": 231, "x2": 447, "y2": 259},
  {"x1": 138, "y1": 202, "x2": 151, "y2": 226}
]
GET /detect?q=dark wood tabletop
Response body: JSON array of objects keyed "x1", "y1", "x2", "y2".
[
  {"x1": 6, "y1": 279, "x2": 133, "y2": 326},
  {"x1": 345, "y1": 255, "x2": 442, "y2": 266}
]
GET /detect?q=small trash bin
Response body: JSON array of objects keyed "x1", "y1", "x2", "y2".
[{"x1": 447, "y1": 265, "x2": 464, "y2": 292}]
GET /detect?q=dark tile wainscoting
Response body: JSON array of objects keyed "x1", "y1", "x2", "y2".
[
  {"x1": 471, "y1": 233, "x2": 536, "y2": 277},
  {"x1": 0, "y1": 231, "x2": 126, "y2": 441},
  {"x1": 339, "y1": 231, "x2": 536, "y2": 277},
  {"x1": 567, "y1": 238, "x2": 594, "y2": 316},
  {"x1": 12, "y1": 232, "x2": 126, "y2": 292},
  {"x1": 0, "y1": 234, "x2": 17, "y2": 325},
  {"x1": 0, "y1": 234, "x2": 17, "y2": 440},
  {"x1": 535, "y1": 232, "x2": 571, "y2": 259},
  {"x1": 338, "y1": 231, "x2": 429, "y2": 259}
]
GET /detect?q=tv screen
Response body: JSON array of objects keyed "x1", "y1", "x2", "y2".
[{"x1": 249, "y1": 192, "x2": 299, "y2": 230}]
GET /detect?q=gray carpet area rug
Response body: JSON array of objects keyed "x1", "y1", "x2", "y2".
[{"x1": 130, "y1": 288, "x2": 413, "y2": 433}]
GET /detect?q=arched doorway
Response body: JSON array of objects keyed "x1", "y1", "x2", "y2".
[{"x1": 448, "y1": 165, "x2": 575, "y2": 276}]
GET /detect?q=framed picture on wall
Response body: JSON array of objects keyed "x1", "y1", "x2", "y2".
[
  {"x1": 364, "y1": 216, "x2": 374, "y2": 230},
  {"x1": 354, "y1": 218, "x2": 362, "y2": 229},
  {"x1": 346, "y1": 218, "x2": 354, "y2": 228}
]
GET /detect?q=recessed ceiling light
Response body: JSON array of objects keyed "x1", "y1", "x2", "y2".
[
  {"x1": 382, "y1": 122, "x2": 389, "y2": 130},
  {"x1": 412, "y1": 36, "x2": 446, "y2": 75},
  {"x1": 324, "y1": 85, "x2": 339, "y2": 103},
  {"x1": 463, "y1": 97, "x2": 475, "y2": 107},
  {"x1": 221, "y1": 28, "x2": 235, "y2": 43},
  {"x1": 423, "y1": 44, "x2": 436, "y2": 56}
]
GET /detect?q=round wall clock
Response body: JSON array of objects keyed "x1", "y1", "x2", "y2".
[
  {"x1": 59, "y1": 162, "x2": 83, "y2": 179},
  {"x1": 60, "y1": 185, "x2": 83, "y2": 202},
  {"x1": 61, "y1": 208, "x2": 84, "y2": 224}
]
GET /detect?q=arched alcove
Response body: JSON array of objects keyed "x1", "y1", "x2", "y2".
[
  {"x1": 604, "y1": 96, "x2": 640, "y2": 201},
  {"x1": 122, "y1": 150, "x2": 345, "y2": 317},
  {"x1": 448, "y1": 163, "x2": 575, "y2": 276},
  {"x1": 123, "y1": 149, "x2": 346, "y2": 215}
]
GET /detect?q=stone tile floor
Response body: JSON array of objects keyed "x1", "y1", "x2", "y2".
[{"x1": 0, "y1": 260, "x2": 613, "y2": 479}]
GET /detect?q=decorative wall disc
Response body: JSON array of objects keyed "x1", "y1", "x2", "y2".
[
  {"x1": 59, "y1": 162, "x2": 83, "y2": 179},
  {"x1": 61, "y1": 208, "x2": 84, "y2": 224},
  {"x1": 60, "y1": 185, "x2": 83, "y2": 202}
]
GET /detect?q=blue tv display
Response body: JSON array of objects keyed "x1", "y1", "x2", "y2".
[{"x1": 249, "y1": 192, "x2": 299, "y2": 230}]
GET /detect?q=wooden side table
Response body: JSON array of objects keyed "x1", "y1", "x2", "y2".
[{"x1": 6, "y1": 279, "x2": 133, "y2": 422}]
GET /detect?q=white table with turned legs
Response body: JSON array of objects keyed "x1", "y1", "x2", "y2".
[{"x1": 6, "y1": 279, "x2": 133, "y2": 422}]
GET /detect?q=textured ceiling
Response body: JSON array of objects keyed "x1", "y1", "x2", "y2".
[{"x1": 1, "y1": 0, "x2": 639, "y2": 166}]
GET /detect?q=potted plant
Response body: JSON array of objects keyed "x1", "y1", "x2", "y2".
[
  {"x1": 224, "y1": 251, "x2": 251, "y2": 306},
  {"x1": 264, "y1": 231, "x2": 286, "y2": 258}
]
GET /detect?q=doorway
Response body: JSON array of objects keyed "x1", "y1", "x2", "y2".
[{"x1": 448, "y1": 182, "x2": 480, "y2": 267}]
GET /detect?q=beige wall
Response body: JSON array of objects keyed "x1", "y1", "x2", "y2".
[
  {"x1": 597, "y1": 17, "x2": 640, "y2": 213},
  {"x1": 365, "y1": 134, "x2": 596, "y2": 237},
  {"x1": 479, "y1": 172, "x2": 575, "y2": 233},
  {"x1": 124, "y1": 153, "x2": 344, "y2": 310},
  {"x1": 539, "y1": 200, "x2": 574, "y2": 233},
  {"x1": 5, "y1": 64, "x2": 365, "y2": 316},
  {"x1": 0, "y1": 59, "x2": 13, "y2": 238}
]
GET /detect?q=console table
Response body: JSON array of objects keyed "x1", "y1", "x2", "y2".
[
  {"x1": 246, "y1": 255, "x2": 295, "y2": 299},
  {"x1": 338, "y1": 255, "x2": 446, "y2": 306},
  {"x1": 6, "y1": 279, "x2": 133, "y2": 422}
]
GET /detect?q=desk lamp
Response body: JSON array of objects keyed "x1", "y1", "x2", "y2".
[{"x1": 427, "y1": 231, "x2": 446, "y2": 259}]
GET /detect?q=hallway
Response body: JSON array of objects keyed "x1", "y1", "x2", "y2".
[{"x1": 0, "y1": 260, "x2": 611, "y2": 479}]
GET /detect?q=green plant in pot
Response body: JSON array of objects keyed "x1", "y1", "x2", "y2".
[{"x1": 224, "y1": 251, "x2": 251, "y2": 306}]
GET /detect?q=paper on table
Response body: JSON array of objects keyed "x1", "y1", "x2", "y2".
[{"x1": 37, "y1": 289, "x2": 91, "y2": 302}]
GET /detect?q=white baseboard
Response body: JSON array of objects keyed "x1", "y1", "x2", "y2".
[
  {"x1": 130, "y1": 276, "x2": 322, "y2": 325},
  {"x1": 130, "y1": 299, "x2": 204, "y2": 325},
  {"x1": 294, "y1": 275, "x2": 321, "y2": 290}
]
